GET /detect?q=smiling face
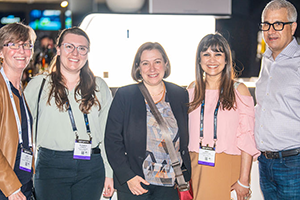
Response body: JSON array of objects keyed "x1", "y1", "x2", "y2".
[
  {"x1": 56, "y1": 33, "x2": 89, "y2": 75},
  {"x1": 200, "y1": 47, "x2": 226, "y2": 80},
  {"x1": 139, "y1": 49, "x2": 167, "y2": 87},
  {"x1": 262, "y1": 8, "x2": 297, "y2": 59},
  {"x1": 0, "y1": 40, "x2": 33, "y2": 73}
]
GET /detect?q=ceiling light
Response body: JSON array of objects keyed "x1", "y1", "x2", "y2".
[{"x1": 61, "y1": 1, "x2": 68, "y2": 8}]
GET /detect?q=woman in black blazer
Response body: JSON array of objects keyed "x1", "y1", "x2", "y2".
[{"x1": 105, "y1": 42, "x2": 191, "y2": 200}]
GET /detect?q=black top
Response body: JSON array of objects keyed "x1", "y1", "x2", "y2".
[
  {"x1": 105, "y1": 81, "x2": 191, "y2": 192},
  {"x1": 11, "y1": 83, "x2": 33, "y2": 185}
]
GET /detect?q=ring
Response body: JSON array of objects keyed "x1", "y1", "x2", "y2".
[{"x1": 244, "y1": 197, "x2": 248, "y2": 200}]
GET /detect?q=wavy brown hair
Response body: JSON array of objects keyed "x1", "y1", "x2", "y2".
[
  {"x1": 189, "y1": 33, "x2": 236, "y2": 113},
  {"x1": 47, "y1": 27, "x2": 100, "y2": 114}
]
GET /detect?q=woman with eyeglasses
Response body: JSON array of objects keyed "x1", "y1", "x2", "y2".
[
  {"x1": 24, "y1": 27, "x2": 114, "y2": 200},
  {"x1": 0, "y1": 23, "x2": 36, "y2": 200}
]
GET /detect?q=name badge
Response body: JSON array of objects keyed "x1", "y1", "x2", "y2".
[
  {"x1": 231, "y1": 190, "x2": 237, "y2": 200},
  {"x1": 19, "y1": 148, "x2": 33, "y2": 172},
  {"x1": 73, "y1": 139, "x2": 92, "y2": 160},
  {"x1": 198, "y1": 145, "x2": 216, "y2": 167}
]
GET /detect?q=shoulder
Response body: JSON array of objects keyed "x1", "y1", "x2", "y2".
[
  {"x1": 94, "y1": 76, "x2": 112, "y2": 100},
  {"x1": 95, "y1": 76, "x2": 109, "y2": 90},
  {"x1": 25, "y1": 74, "x2": 48, "y2": 91},
  {"x1": 27, "y1": 74, "x2": 47, "y2": 86},
  {"x1": 118, "y1": 83, "x2": 139, "y2": 92},
  {"x1": 112, "y1": 84, "x2": 143, "y2": 107},
  {"x1": 187, "y1": 81, "x2": 195, "y2": 89},
  {"x1": 114, "y1": 83, "x2": 140, "y2": 98},
  {"x1": 235, "y1": 82, "x2": 251, "y2": 96},
  {"x1": 164, "y1": 81, "x2": 186, "y2": 92},
  {"x1": 164, "y1": 81, "x2": 188, "y2": 102}
]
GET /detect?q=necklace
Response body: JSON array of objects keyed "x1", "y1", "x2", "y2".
[
  {"x1": 150, "y1": 88, "x2": 164, "y2": 96},
  {"x1": 150, "y1": 82, "x2": 166, "y2": 97},
  {"x1": 145, "y1": 83, "x2": 166, "y2": 104}
]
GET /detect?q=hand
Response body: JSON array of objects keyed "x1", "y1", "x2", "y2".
[
  {"x1": 231, "y1": 181, "x2": 251, "y2": 200},
  {"x1": 103, "y1": 177, "x2": 115, "y2": 197},
  {"x1": 8, "y1": 191, "x2": 26, "y2": 200},
  {"x1": 127, "y1": 175, "x2": 150, "y2": 195}
]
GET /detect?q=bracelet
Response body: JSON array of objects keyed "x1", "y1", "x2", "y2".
[{"x1": 237, "y1": 180, "x2": 250, "y2": 189}]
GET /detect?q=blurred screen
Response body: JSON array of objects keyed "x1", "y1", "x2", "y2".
[
  {"x1": 65, "y1": 10, "x2": 72, "y2": 29},
  {"x1": 29, "y1": 9, "x2": 61, "y2": 31},
  {"x1": 0, "y1": 12, "x2": 25, "y2": 27}
]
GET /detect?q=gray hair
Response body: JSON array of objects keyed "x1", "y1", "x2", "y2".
[{"x1": 262, "y1": 0, "x2": 297, "y2": 22}]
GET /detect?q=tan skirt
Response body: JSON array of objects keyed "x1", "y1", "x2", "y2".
[{"x1": 190, "y1": 152, "x2": 241, "y2": 200}]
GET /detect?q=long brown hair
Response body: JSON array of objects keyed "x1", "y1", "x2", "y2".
[
  {"x1": 47, "y1": 27, "x2": 100, "y2": 114},
  {"x1": 189, "y1": 33, "x2": 236, "y2": 113}
]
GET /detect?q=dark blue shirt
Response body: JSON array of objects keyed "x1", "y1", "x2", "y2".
[{"x1": 10, "y1": 82, "x2": 33, "y2": 185}]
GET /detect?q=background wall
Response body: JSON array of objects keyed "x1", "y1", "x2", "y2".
[{"x1": 1, "y1": 0, "x2": 299, "y2": 78}]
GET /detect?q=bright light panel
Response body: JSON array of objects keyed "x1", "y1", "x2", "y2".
[
  {"x1": 61, "y1": 1, "x2": 69, "y2": 8},
  {"x1": 80, "y1": 14, "x2": 215, "y2": 87}
]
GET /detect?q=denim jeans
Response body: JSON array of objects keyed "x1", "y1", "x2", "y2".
[
  {"x1": 258, "y1": 153, "x2": 300, "y2": 200},
  {"x1": 34, "y1": 147, "x2": 105, "y2": 200}
]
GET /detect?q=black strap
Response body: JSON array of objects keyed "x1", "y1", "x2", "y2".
[
  {"x1": 35, "y1": 78, "x2": 46, "y2": 148},
  {"x1": 138, "y1": 82, "x2": 189, "y2": 191},
  {"x1": 138, "y1": 83, "x2": 165, "y2": 126}
]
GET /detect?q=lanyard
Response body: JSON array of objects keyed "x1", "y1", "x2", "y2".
[
  {"x1": 199, "y1": 98, "x2": 220, "y2": 148},
  {"x1": 66, "y1": 101, "x2": 92, "y2": 141},
  {"x1": 0, "y1": 67, "x2": 32, "y2": 147}
]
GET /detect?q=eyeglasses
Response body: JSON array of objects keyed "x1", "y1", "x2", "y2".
[
  {"x1": 62, "y1": 43, "x2": 89, "y2": 56},
  {"x1": 3, "y1": 42, "x2": 33, "y2": 50},
  {"x1": 259, "y1": 21, "x2": 294, "y2": 31}
]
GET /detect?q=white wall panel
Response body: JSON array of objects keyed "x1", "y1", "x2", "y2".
[{"x1": 80, "y1": 13, "x2": 215, "y2": 87}]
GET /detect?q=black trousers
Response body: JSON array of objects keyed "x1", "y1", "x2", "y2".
[
  {"x1": 34, "y1": 147, "x2": 105, "y2": 200},
  {"x1": 117, "y1": 184, "x2": 179, "y2": 200}
]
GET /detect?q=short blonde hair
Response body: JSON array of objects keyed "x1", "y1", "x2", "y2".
[{"x1": 0, "y1": 22, "x2": 36, "y2": 52}]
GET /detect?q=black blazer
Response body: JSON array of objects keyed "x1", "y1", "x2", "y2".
[{"x1": 105, "y1": 81, "x2": 191, "y2": 192}]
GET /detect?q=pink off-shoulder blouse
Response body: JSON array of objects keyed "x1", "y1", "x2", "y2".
[{"x1": 188, "y1": 88, "x2": 260, "y2": 157}]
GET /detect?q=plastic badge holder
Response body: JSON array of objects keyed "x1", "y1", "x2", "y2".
[{"x1": 231, "y1": 190, "x2": 237, "y2": 200}]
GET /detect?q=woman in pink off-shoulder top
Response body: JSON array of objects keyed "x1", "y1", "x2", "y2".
[{"x1": 188, "y1": 33, "x2": 260, "y2": 200}]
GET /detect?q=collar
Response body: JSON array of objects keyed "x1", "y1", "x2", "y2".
[{"x1": 10, "y1": 81, "x2": 21, "y2": 98}]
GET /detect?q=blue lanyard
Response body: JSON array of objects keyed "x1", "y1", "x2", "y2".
[
  {"x1": 200, "y1": 98, "x2": 220, "y2": 147},
  {"x1": 66, "y1": 102, "x2": 92, "y2": 141}
]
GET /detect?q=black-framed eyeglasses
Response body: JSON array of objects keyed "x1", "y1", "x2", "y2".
[
  {"x1": 3, "y1": 42, "x2": 33, "y2": 50},
  {"x1": 62, "y1": 43, "x2": 89, "y2": 56},
  {"x1": 259, "y1": 21, "x2": 294, "y2": 31}
]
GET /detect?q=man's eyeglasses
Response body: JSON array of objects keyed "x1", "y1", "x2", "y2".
[
  {"x1": 62, "y1": 43, "x2": 89, "y2": 56},
  {"x1": 3, "y1": 43, "x2": 33, "y2": 50},
  {"x1": 259, "y1": 21, "x2": 294, "y2": 31}
]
